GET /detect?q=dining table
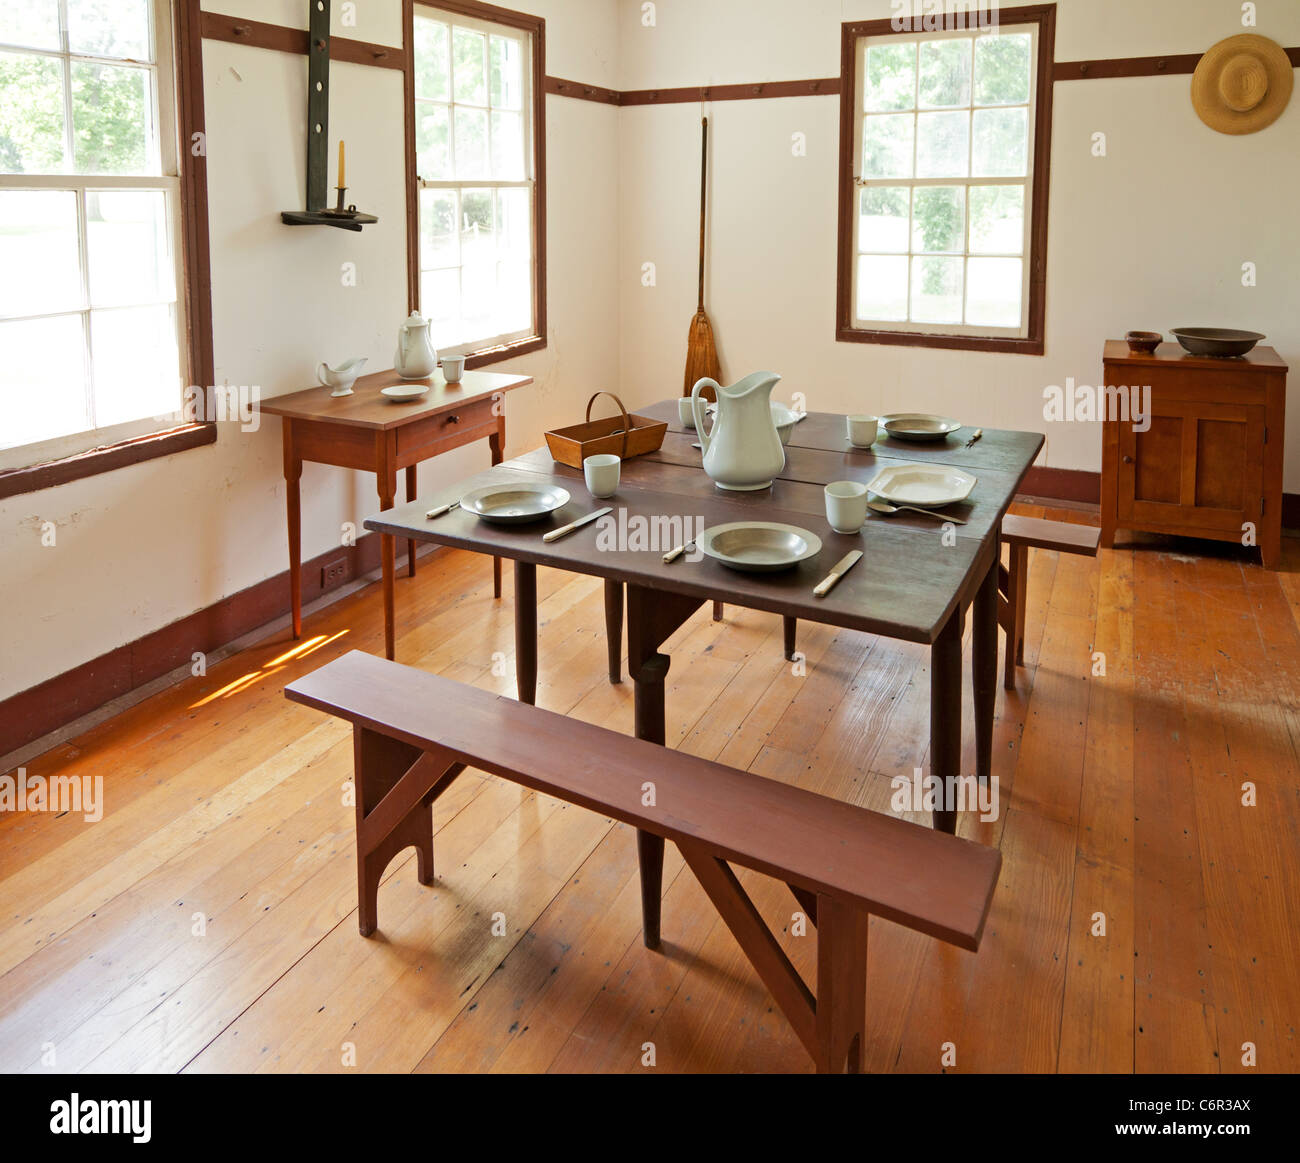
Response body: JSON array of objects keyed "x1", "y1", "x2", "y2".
[{"x1": 364, "y1": 398, "x2": 1044, "y2": 948}]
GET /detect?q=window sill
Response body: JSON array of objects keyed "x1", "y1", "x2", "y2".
[
  {"x1": 0, "y1": 422, "x2": 217, "y2": 501},
  {"x1": 837, "y1": 327, "x2": 1044, "y2": 356},
  {"x1": 462, "y1": 334, "x2": 547, "y2": 370}
]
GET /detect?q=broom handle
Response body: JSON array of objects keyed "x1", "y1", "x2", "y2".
[{"x1": 697, "y1": 116, "x2": 708, "y2": 313}]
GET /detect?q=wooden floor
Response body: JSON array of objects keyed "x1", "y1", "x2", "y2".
[{"x1": 3, "y1": 503, "x2": 1299, "y2": 1074}]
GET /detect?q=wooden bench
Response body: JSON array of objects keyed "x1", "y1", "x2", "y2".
[
  {"x1": 285, "y1": 649, "x2": 1001, "y2": 1074},
  {"x1": 999, "y1": 514, "x2": 1101, "y2": 689},
  {"x1": 679, "y1": 514, "x2": 1102, "y2": 692}
]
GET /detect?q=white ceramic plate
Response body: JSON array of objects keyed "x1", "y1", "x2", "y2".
[
  {"x1": 879, "y1": 413, "x2": 962, "y2": 441},
  {"x1": 867, "y1": 464, "x2": 976, "y2": 508},
  {"x1": 461, "y1": 483, "x2": 571, "y2": 525},
  {"x1": 697, "y1": 522, "x2": 822, "y2": 573},
  {"x1": 381, "y1": 383, "x2": 430, "y2": 402}
]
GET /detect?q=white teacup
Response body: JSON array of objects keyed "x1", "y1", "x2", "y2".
[
  {"x1": 846, "y1": 414, "x2": 878, "y2": 447},
  {"x1": 584, "y1": 453, "x2": 621, "y2": 499},
  {"x1": 677, "y1": 397, "x2": 696, "y2": 429},
  {"x1": 441, "y1": 355, "x2": 466, "y2": 383},
  {"x1": 825, "y1": 481, "x2": 869, "y2": 534}
]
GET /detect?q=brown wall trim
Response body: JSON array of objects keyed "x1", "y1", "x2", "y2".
[
  {"x1": 1056, "y1": 46, "x2": 1300, "y2": 82},
  {"x1": 545, "y1": 75, "x2": 620, "y2": 105},
  {"x1": 198, "y1": 11, "x2": 404, "y2": 70},
  {"x1": 835, "y1": 4, "x2": 1056, "y2": 357},
  {"x1": 1020, "y1": 465, "x2": 1101, "y2": 505},
  {"x1": 0, "y1": 529, "x2": 437, "y2": 758},
  {"x1": 0, "y1": 421, "x2": 217, "y2": 502},
  {"x1": 619, "y1": 78, "x2": 840, "y2": 106}
]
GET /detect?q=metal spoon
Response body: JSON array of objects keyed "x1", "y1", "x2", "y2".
[{"x1": 868, "y1": 500, "x2": 967, "y2": 525}]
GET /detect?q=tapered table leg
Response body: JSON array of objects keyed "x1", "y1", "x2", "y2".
[
  {"x1": 973, "y1": 543, "x2": 998, "y2": 785},
  {"x1": 604, "y1": 579, "x2": 623, "y2": 684},
  {"x1": 282, "y1": 419, "x2": 303, "y2": 640},
  {"x1": 515, "y1": 561, "x2": 537, "y2": 705},
  {"x1": 490, "y1": 409, "x2": 504, "y2": 599},
  {"x1": 378, "y1": 468, "x2": 397, "y2": 661},
  {"x1": 404, "y1": 464, "x2": 418, "y2": 578},
  {"x1": 930, "y1": 608, "x2": 962, "y2": 834},
  {"x1": 783, "y1": 616, "x2": 798, "y2": 661}
]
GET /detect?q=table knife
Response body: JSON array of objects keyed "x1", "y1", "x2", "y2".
[
  {"x1": 542, "y1": 506, "x2": 613, "y2": 543},
  {"x1": 425, "y1": 500, "x2": 460, "y2": 519},
  {"x1": 813, "y1": 550, "x2": 863, "y2": 597}
]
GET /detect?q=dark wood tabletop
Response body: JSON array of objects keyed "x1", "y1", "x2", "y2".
[{"x1": 365, "y1": 406, "x2": 1044, "y2": 644}]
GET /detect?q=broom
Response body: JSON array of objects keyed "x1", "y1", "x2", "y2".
[{"x1": 683, "y1": 116, "x2": 721, "y2": 402}]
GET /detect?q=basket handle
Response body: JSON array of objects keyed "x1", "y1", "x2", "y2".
[{"x1": 584, "y1": 391, "x2": 631, "y2": 458}]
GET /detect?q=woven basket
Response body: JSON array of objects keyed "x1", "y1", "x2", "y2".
[{"x1": 544, "y1": 392, "x2": 667, "y2": 469}]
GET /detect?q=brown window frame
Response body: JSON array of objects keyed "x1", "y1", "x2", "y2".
[
  {"x1": 836, "y1": 3, "x2": 1055, "y2": 356},
  {"x1": 405, "y1": 0, "x2": 547, "y2": 371},
  {"x1": 0, "y1": 0, "x2": 216, "y2": 501}
]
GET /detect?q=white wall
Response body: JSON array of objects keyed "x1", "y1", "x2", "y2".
[
  {"x1": 615, "y1": 0, "x2": 1300, "y2": 488},
  {"x1": 0, "y1": 0, "x2": 621, "y2": 702}
]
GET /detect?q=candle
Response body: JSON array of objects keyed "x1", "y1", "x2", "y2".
[{"x1": 338, "y1": 140, "x2": 346, "y2": 189}]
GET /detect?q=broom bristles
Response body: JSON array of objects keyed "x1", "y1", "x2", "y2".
[{"x1": 684, "y1": 308, "x2": 721, "y2": 399}]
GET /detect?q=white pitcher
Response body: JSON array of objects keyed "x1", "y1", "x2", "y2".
[
  {"x1": 691, "y1": 372, "x2": 786, "y2": 491},
  {"x1": 394, "y1": 311, "x2": 437, "y2": 380}
]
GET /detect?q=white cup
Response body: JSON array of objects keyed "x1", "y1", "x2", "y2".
[
  {"x1": 846, "y1": 414, "x2": 878, "y2": 447},
  {"x1": 677, "y1": 397, "x2": 696, "y2": 429},
  {"x1": 825, "y1": 480, "x2": 869, "y2": 534},
  {"x1": 584, "y1": 453, "x2": 621, "y2": 498},
  {"x1": 441, "y1": 355, "x2": 466, "y2": 383}
]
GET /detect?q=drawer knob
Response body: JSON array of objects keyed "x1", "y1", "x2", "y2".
[
  {"x1": 1122, "y1": 455, "x2": 1133, "y2": 464},
  {"x1": 448, "y1": 414, "x2": 461, "y2": 424}
]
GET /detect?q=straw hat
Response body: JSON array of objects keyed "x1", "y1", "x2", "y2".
[{"x1": 1191, "y1": 34, "x2": 1293, "y2": 135}]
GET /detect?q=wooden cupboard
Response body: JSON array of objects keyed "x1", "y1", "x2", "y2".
[{"x1": 1100, "y1": 341, "x2": 1287, "y2": 568}]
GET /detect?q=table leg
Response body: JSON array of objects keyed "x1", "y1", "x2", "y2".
[
  {"x1": 783, "y1": 616, "x2": 798, "y2": 662},
  {"x1": 378, "y1": 468, "x2": 397, "y2": 661},
  {"x1": 930, "y1": 608, "x2": 962, "y2": 834},
  {"x1": 490, "y1": 407, "x2": 505, "y2": 600},
  {"x1": 282, "y1": 419, "x2": 303, "y2": 640},
  {"x1": 404, "y1": 464, "x2": 417, "y2": 578},
  {"x1": 713, "y1": 601, "x2": 724, "y2": 622},
  {"x1": 515, "y1": 561, "x2": 537, "y2": 705},
  {"x1": 604, "y1": 579, "x2": 623, "y2": 684},
  {"x1": 626, "y1": 584, "x2": 705, "y2": 950},
  {"x1": 973, "y1": 545, "x2": 998, "y2": 785}
]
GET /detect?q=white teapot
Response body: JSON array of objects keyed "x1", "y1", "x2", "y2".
[{"x1": 394, "y1": 311, "x2": 437, "y2": 380}]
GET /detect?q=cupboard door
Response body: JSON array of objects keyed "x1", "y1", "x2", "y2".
[{"x1": 1117, "y1": 401, "x2": 1264, "y2": 534}]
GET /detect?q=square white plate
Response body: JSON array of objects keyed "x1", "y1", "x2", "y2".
[{"x1": 867, "y1": 463, "x2": 976, "y2": 507}]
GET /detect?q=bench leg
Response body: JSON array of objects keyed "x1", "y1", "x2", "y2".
[
  {"x1": 783, "y1": 616, "x2": 798, "y2": 662},
  {"x1": 814, "y1": 895, "x2": 868, "y2": 1074},
  {"x1": 1004, "y1": 542, "x2": 1027, "y2": 689},
  {"x1": 354, "y1": 729, "x2": 436, "y2": 937},
  {"x1": 604, "y1": 579, "x2": 623, "y2": 684},
  {"x1": 515, "y1": 561, "x2": 537, "y2": 705},
  {"x1": 972, "y1": 543, "x2": 998, "y2": 785}
]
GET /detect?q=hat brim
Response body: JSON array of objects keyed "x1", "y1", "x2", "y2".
[{"x1": 1191, "y1": 34, "x2": 1294, "y2": 135}]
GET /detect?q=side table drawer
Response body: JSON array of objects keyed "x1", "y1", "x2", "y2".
[{"x1": 396, "y1": 395, "x2": 498, "y2": 460}]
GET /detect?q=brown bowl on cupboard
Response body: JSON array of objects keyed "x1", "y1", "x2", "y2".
[{"x1": 1125, "y1": 331, "x2": 1163, "y2": 354}]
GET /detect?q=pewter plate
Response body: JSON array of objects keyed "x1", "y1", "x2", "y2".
[
  {"x1": 879, "y1": 413, "x2": 962, "y2": 441},
  {"x1": 461, "y1": 483, "x2": 570, "y2": 525},
  {"x1": 697, "y1": 522, "x2": 822, "y2": 573}
]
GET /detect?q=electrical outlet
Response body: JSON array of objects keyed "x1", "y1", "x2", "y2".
[{"x1": 321, "y1": 558, "x2": 348, "y2": 589}]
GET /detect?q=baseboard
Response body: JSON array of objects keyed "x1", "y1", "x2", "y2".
[
  {"x1": 1018, "y1": 466, "x2": 1101, "y2": 505},
  {"x1": 0, "y1": 531, "x2": 425, "y2": 758}
]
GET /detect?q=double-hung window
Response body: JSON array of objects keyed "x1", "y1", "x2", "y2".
[
  {"x1": 0, "y1": 0, "x2": 187, "y2": 466},
  {"x1": 838, "y1": 7, "x2": 1055, "y2": 354},
  {"x1": 412, "y1": 2, "x2": 543, "y2": 362}
]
